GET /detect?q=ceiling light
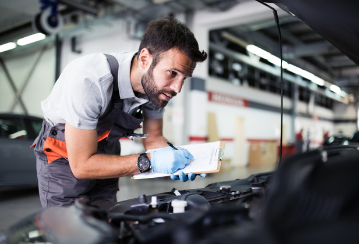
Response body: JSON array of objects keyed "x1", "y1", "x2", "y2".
[
  {"x1": 247, "y1": 45, "x2": 271, "y2": 59},
  {"x1": 0, "y1": 42, "x2": 16, "y2": 53},
  {"x1": 286, "y1": 64, "x2": 303, "y2": 74},
  {"x1": 299, "y1": 70, "x2": 315, "y2": 80},
  {"x1": 311, "y1": 77, "x2": 325, "y2": 86},
  {"x1": 267, "y1": 56, "x2": 288, "y2": 68},
  {"x1": 330, "y1": 84, "x2": 341, "y2": 94},
  {"x1": 17, "y1": 33, "x2": 46, "y2": 46},
  {"x1": 247, "y1": 44, "x2": 343, "y2": 92},
  {"x1": 247, "y1": 45, "x2": 325, "y2": 84},
  {"x1": 247, "y1": 45, "x2": 288, "y2": 68}
]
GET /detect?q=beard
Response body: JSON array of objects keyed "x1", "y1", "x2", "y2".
[{"x1": 141, "y1": 67, "x2": 177, "y2": 108}]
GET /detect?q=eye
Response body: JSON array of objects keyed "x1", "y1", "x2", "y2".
[{"x1": 169, "y1": 70, "x2": 177, "y2": 76}]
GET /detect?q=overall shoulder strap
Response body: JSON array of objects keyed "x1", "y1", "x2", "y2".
[
  {"x1": 104, "y1": 54, "x2": 120, "y2": 98},
  {"x1": 100, "y1": 54, "x2": 122, "y2": 119}
]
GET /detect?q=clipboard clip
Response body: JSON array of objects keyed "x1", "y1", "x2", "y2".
[{"x1": 217, "y1": 147, "x2": 224, "y2": 161}]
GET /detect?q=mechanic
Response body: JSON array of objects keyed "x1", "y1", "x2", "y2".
[{"x1": 31, "y1": 16, "x2": 207, "y2": 208}]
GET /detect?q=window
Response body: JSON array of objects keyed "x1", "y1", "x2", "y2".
[
  {"x1": 0, "y1": 117, "x2": 27, "y2": 139},
  {"x1": 259, "y1": 71, "x2": 268, "y2": 91},
  {"x1": 229, "y1": 61, "x2": 244, "y2": 85},
  {"x1": 208, "y1": 48, "x2": 329, "y2": 107},
  {"x1": 247, "y1": 66, "x2": 256, "y2": 87},
  {"x1": 29, "y1": 119, "x2": 42, "y2": 135},
  {"x1": 209, "y1": 51, "x2": 229, "y2": 80},
  {"x1": 299, "y1": 86, "x2": 310, "y2": 103},
  {"x1": 314, "y1": 93, "x2": 333, "y2": 109}
]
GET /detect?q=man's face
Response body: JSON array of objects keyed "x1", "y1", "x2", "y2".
[{"x1": 141, "y1": 48, "x2": 195, "y2": 108}]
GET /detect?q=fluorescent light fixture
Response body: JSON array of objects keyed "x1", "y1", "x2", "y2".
[
  {"x1": 247, "y1": 45, "x2": 288, "y2": 68},
  {"x1": 340, "y1": 91, "x2": 347, "y2": 97},
  {"x1": 248, "y1": 46, "x2": 326, "y2": 86},
  {"x1": 0, "y1": 42, "x2": 16, "y2": 53},
  {"x1": 247, "y1": 45, "x2": 271, "y2": 59},
  {"x1": 286, "y1": 64, "x2": 303, "y2": 74},
  {"x1": 300, "y1": 70, "x2": 315, "y2": 80},
  {"x1": 247, "y1": 44, "x2": 339, "y2": 90},
  {"x1": 330, "y1": 84, "x2": 341, "y2": 94},
  {"x1": 267, "y1": 56, "x2": 288, "y2": 68},
  {"x1": 17, "y1": 33, "x2": 45, "y2": 46},
  {"x1": 311, "y1": 76, "x2": 325, "y2": 86}
]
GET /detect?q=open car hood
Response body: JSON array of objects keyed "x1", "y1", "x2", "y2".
[{"x1": 266, "y1": 0, "x2": 359, "y2": 66}]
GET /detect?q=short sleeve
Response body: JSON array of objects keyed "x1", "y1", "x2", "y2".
[
  {"x1": 142, "y1": 102, "x2": 164, "y2": 119},
  {"x1": 58, "y1": 54, "x2": 112, "y2": 130}
]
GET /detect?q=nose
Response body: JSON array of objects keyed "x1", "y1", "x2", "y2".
[{"x1": 170, "y1": 78, "x2": 184, "y2": 94}]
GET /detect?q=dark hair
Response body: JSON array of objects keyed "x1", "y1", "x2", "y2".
[{"x1": 138, "y1": 16, "x2": 207, "y2": 66}]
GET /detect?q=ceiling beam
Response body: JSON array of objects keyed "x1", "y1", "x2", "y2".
[
  {"x1": 334, "y1": 66, "x2": 359, "y2": 76},
  {"x1": 283, "y1": 41, "x2": 337, "y2": 59},
  {"x1": 266, "y1": 26, "x2": 336, "y2": 76},
  {"x1": 245, "y1": 15, "x2": 297, "y2": 31},
  {"x1": 59, "y1": 0, "x2": 98, "y2": 16},
  {"x1": 328, "y1": 60, "x2": 357, "y2": 68}
]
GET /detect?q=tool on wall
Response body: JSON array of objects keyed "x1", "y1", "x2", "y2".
[
  {"x1": 32, "y1": 0, "x2": 99, "y2": 35},
  {"x1": 32, "y1": 0, "x2": 64, "y2": 35}
]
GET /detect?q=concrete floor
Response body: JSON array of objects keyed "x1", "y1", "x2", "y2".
[{"x1": 0, "y1": 165, "x2": 274, "y2": 233}]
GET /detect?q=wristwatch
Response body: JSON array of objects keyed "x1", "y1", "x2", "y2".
[{"x1": 137, "y1": 153, "x2": 151, "y2": 173}]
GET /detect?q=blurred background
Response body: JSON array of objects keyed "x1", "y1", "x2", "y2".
[{"x1": 0, "y1": 0, "x2": 358, "y2": 232}]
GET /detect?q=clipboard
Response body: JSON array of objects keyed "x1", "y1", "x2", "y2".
[{"x1": 132, "y1": 141, "x2": 226, "y2": 179}]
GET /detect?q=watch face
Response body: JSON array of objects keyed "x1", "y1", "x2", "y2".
[{"x1": 138, "y1": 154, "x2": 150, "y2": 172}]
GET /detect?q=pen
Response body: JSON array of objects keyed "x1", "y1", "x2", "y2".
[{"x1": 167, "y1": 142, "x2": 178, "y2": 150}]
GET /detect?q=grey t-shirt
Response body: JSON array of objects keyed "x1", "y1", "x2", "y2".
[{"x1": 41, "y1": 51, "x2": 164, "y2": 130}]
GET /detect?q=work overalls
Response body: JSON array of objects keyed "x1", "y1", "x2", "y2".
[{"x1": 32, "y1": 55, "x2": 145, "y2": 208}]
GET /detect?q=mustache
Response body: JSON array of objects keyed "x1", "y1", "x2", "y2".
[{"x1": 158, "y1": 89, "x2": 177, "y2": 97}]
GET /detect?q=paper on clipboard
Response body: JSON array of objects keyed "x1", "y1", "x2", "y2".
[{"x1": 132, "y1": 141, "x2": 225, "y2": 179}]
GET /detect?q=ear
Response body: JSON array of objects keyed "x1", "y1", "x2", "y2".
[{"x1": 138, "y1": 48, "x2": 152, "y2": 71}]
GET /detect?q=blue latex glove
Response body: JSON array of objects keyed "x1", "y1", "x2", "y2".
[
  {"x1": 171, "y1": 172, "x2": 207, "y2": 182},
  {"x1": 150, "y1": 146, "x2": 193, "y2": 174}
]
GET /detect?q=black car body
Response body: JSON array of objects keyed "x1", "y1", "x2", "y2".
[
  {"x1": 0, "y1": 114, "x2": 42, "y2": 188},
  {"x1": 323, "y1": 134, "x2": 348, "y2": 146},
  {"x1": 2, "y1": 146, "x2": 359, "y2": 244},
  {"x1": 347, "y1": 131, "x2": 359, "y2": 145}
]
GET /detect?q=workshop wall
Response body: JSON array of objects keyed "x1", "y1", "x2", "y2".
[
  {"x1": 61, "y1": 19, "x2": 141, "y2": 71},
  {"x1": 333, "y1": 102, "x2": 357, "y2": 136},
  {"x1": 0, "y1": 47, "x2": 55, "y2": 117},
  {"x1": 193, "y1": 76, "x2": 339, "y2": 166}
]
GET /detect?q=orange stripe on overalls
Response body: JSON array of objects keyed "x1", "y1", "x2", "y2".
[{"x1": 42, "y1": 130, "x2": 111, "y2": 164}]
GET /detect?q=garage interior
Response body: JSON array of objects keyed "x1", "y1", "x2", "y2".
[{"x1": 1, "y1": 0, "x2": 359, "y2": 242}]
